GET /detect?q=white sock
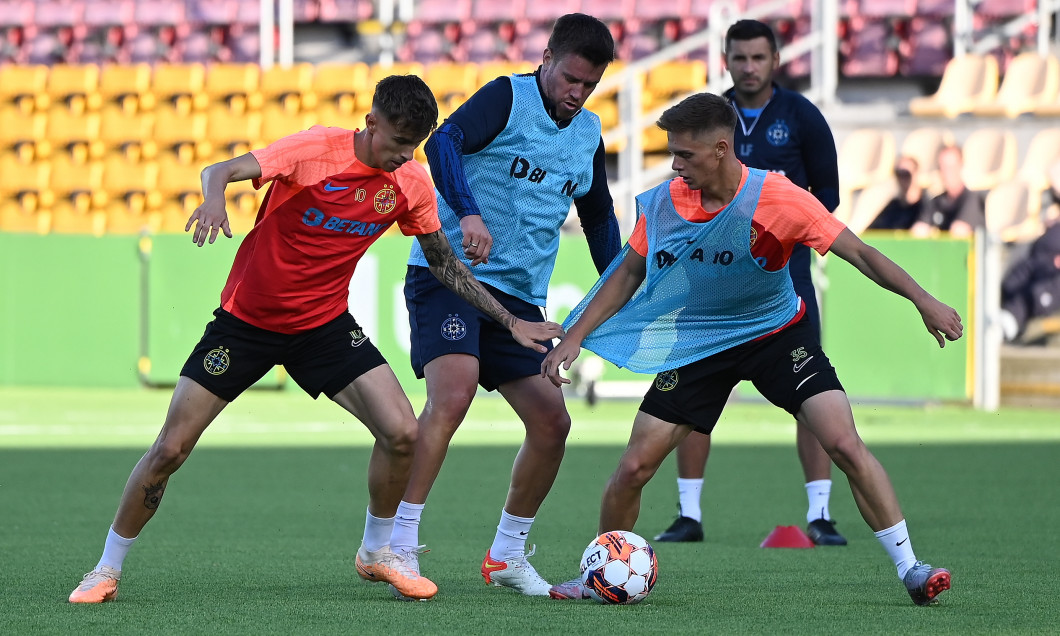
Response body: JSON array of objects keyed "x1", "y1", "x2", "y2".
[
  {"x1": 390, "y1": 501, "x2": 424, "y2": 552},
  {"x1": 490, "y1": 509, "x2": 533, "y2": 562},
  {"x1": 805, "y1": 479, "x2": 832, "y2": 523},
  {"x1": 362, "y1": 508, "x2": 395, "y2": 552},
  {"x1": 874, "y1": 519, "x2": 918, "y2": 579},
  {"x1": 96, "y1": 526, "x2": 137, "y2": 572},
  {"x1": 677, "y1": 478, "x2": 703, "y2": 522}
]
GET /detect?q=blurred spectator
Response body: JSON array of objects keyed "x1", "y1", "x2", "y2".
[
  {"x1": 911, "y1": 144, "x2": 985, "y2": 238},
  {"x1": 1000, "y1": 220, "x2": 1060, "y2": 342},
  {"x1": 869, "y1": 155, "x2": 925, "y2": 230}
]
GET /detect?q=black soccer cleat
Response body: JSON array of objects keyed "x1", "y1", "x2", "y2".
[
  {"x1": 653, "y1": 516, "x2": 704, "y2": 542},
  {"x1": 806, "y1": 518, "x2": 848, "y2": 546}
]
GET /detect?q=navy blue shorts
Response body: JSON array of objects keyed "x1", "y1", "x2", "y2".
[
  {"x1": 404, "y1": 265, "x2": 552, "y2": 391},
  {"x1": 180, "y1": 308, "x2": 387, "y2": 402},
  {"x1": 639, "y1": 315, "x2": 843, "y2": 434}
]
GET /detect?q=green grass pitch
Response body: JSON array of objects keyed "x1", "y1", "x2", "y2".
[{"x1": 1, "y1": 386, "x2": 1059, "y2": 634}]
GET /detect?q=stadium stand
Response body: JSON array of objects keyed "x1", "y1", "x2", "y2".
[
  {"x1": 960, "y1": 127, "x2": 1017, "y2": 191},
  {"x1": 973, "y1": 52, "x2": 1060, "y2": 117},
  {"x1": 909, "y1": 54, "x2": 999, "y2": 117}
]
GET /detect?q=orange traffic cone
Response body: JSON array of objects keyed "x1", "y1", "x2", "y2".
[{"x1": 760, "y1": 525, "x2": 815, "y2": 548}]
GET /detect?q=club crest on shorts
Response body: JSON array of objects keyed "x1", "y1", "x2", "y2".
[
  {"x1": 373, "y1": 184, "x2": 396, "y2": 214},
  {"x1": 204, "y1": 347, "x2": 230, "y2": 375},
  {"x1": 350, "y1": 329, "x2": 368, "y2": 347},
  {"x1": 655, "y1": 370, "x2": 679, "y2": 391},
  {"x1": 441, "y1": 314, "x2": 467, "y2": 341},
  {"x1": 791, "y1": 347, "x2": 808, "y2": 362}
]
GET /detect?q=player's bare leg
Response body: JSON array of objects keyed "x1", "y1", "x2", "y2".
[
  {"x1": 70, "y1": 378, "x2": 227, "y2": 603},
  {"x1": 797, "y1": 420, "x2": 847, "y2": 545},
  {"x1": 656, "y1": 433, "x2": 709, "y2": 542},
  {"x1": 797, "y1": 389, "x2": 950, "y2": 604},
  {"x1": 335, "y1": 364, "x2": 437, "y2": 600},
  {"x1": 600, "y1": 411, "x2": 693, "y2": 533},
  {"x1": 479, "y1": 374, "x2": 571, "y2": 596}
]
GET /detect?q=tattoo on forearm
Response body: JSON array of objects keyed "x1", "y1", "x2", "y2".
[
  {"x1": 420, "y1": 232, "x2": 516, "y2": 328},
  {"x1": 143, "y1": 480, "x2": 166, "y2": 510}
]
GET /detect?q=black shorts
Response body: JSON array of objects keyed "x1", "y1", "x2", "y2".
[
  {"x1": 639, "y1": 316, "x2": 843, "y2": 434},
  {"x1": 404, "y1": 265, "x2": 553, "y2": 392},
  {"x1": 180, "y1": 308, "x2": 387, "y2": 402}
]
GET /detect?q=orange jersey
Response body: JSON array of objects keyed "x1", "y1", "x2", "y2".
[
  {"x1": 220, "y1": 125, "x2": 440, "y2": 333},
  {"x1": 628, "y1": 167, "x2": 847, "y2": 270}
]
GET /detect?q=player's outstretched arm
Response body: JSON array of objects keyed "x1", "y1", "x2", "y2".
[
  {"x1": 186, "y1": 153, "x2": 263, "y2": 247},
  {"x1": 417, "y1": 230, "x2": 563, "y2": 352},
  {"x1": 828, "y1": 228, "x2": 964, "y2": 347},
  {"x1": 541, "y1": 249, "x2": 647, "y2": 386}
]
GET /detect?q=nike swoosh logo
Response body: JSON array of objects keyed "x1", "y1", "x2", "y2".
[
  {"x1": 482, "y1": 562, "x2": 506, "y2": 570},
  {"x1": 793, "y1": 356, "x2": 814, "y2": 373},
  {"x1": 795, "y1": 372, "x2": 818, "y2": 391},
  {"x1": 324, "y1": 182, "x2": 348, "y2": 191},
  {"x1": 896, "y1": 538, "x2": 908, "y2": 546}
]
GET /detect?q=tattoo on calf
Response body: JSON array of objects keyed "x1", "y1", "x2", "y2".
[{"x1": 143, "y1": 480, "x2": 166, "y2": 510}]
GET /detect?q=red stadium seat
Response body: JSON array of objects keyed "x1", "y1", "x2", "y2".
[
  {"x1": 0, "y1": 0, "x2": 35, "y2": 28},
  {"x1": 524, "y1": 0, "x2": 579, "y2": 24},
  {"x1": 408, "y1": 0, "x2": 470, "y2": 24},
  {"x1": 578, "y1": 0, "x2": 634, "y2": 23},
  {"x1": 471, "y1": 0, "x2": 525, "y2": 24},
  {"x1": 82, "y1": 0, "x2": 134, "y2": 27},
  {"x1": 133, "y1": 0, "x2": 187, "y2": 26}
]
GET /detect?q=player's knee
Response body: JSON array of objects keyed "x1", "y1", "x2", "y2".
[
  {"x1": 424, "y1": 389, "x2": 476, "y2": 431},
  {"x1": 613, "y1": 454, "x2": 657, "y2": 491},
  {"x1": 380, "y1": 419, "x2": 418, "y2": 456},
  {"x1": 527, "y1": 409, "x2": 571, "y2": 446},
  {"x1": 147, "y1": 438, "x2": 193, "y2": 474},
  {"x1": 823, "y1": 433, "x2": 866, "y2": 471}
]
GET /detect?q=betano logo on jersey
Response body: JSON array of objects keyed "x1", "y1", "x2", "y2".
[
  {"x1": 374, "y1": 184, "x2": 397, "y2": 214},
  {"x1": 302, "y1": 207, "x2": 387, "y2": 236}
]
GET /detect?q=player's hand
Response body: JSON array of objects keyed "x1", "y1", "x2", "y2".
[
  {"x1": 459, "y1": 215, "x2": 493, "y2": 266},
  {"x1": 510, "y1": 319, "x2": 564, "y2": 353},
  {"x1": 186, "y1": 197, "x2": 233, "y2": 247},
  {"x1": 541, "y1": 337, "x2": 583, "y2": 387},
  {"x1": 918, "y1": 298, "x2": 963, "y2": 347}
]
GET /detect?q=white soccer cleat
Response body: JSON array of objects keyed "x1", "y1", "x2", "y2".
[
  {"x1": 388, "y1": 545, "x2": 430, "y2": 602},
  {"x1": 480, "y1": 545, "x2": 551, "y2": 596}
]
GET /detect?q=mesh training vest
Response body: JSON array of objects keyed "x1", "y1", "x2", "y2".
[
  {"x1": 564, "y1": 169, "x2": 799, "y2": 373},
  {"x1": 409, "y1": 74, "x2": 599, "y2": 306}
]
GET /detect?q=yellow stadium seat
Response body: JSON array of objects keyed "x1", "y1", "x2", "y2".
[
  {"x1": 204, "y1": 63, "x2": 262, "y2": 113},
  {"x1": 98, "y1": 63, "x2": 153, "y2": 114},
  {"x1": 0, "y1": 106, "x2": 47, "y2": 149},
  {"x1": 48, "y1": 155, "x2": 105, "y2": 215},
  {"x1": 47, "y1": 65, "x2": 101, "y2": 114},
  {"x1": 313, "y1": 63, "x2": 371, "y2": 115},
  {"x1": 899, "y1": 127, "x2": 955, "y2": 192},
  {"x1": 153, "y1": 107, "x2": 209, "y2": 159},
  {"x1": 0, "y1": 64, "x2": 48, "y2": 112},
  {"x1": 645, "y1": 60, "x2": 707, "y2": 107},
  {"x1": 1, "y1": 198, "x2": 51, "y2": 233},
  {"x1": 102, "y1": 154, "x2": 160, "y2": 212},
  {"x1": 475, "y1": 61, "x2": 534, "y2": 89},
  {"x1": 0, "y1": 153, "x2": 51, "y2": 214},
  {"x1": 909, "y1": 54, "x2": 998, "y2": 118},
  {"x1": 315, "y1": 103, "x2": 368, "y2": 132},
  {"x1": 985, "y1": 179, "x2": 1034, "y2": 242},
  {"x1": 960, "y1": 128, "x2": 1017, "y2": 192},
  {"x1": 847, "y1": 180, "x2": 899, "y2": 235},
  {"x1": 973, "y1": 52, "x2": 1059, "y2": 118},
  {"x1": 360, "y1": 63, "x2": 425, "y2": 111},
  {"x1": 146, "y1": 64, "x2": 208, "y2": 113},
  {"x1": 838, "y1": 128, "x2": 896, "y2": 193},
  {"x1": 207, "y1": 105, "x2": 262, "y2": 156},
  {"x1": 260, "y1": 63, "x2": 315, "y2": 112},
  {"x1": 423, "y1": 62, "x2": 478, "y2": 107},
  {"x1": 99, "y1": 106, "x2": 155, "y2": 156},
  {"x1": 1017, "y1": 128, "x2": 1060, "y2": 218},
  {"x1": 156, "y1": 152, "x2": 207, "y2": 215},
  {"x1": 51, "y1": 200, "x2": 106, "y2": 235},
  {"x1": 45, "y1": 106, "x2": 103, "y2": 160},
  {"x1": 260, "y1": 105, "x2": 317, "y2": 145}
]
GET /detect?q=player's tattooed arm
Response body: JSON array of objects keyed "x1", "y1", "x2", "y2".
[{"x1": 417, "y1": 230, "x2": 516, "y2": 329}]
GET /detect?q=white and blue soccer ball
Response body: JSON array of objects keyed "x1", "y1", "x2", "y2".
[{"x1": 579, "y1": 530, "x2": 658, "y2": 605}]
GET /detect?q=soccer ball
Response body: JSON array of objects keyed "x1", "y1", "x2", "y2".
[{"x1": 579, "y1": 530, "x2": 658, "y2": 605}]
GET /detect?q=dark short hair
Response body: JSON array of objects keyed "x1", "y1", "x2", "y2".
[
  {"x1": 657, "y1": 93, "x2": 738, "y2": 138},
  {"x1": 725, "y1": 19, "x2": 778, "y2": 53},
  {"x1": 547, "y1": 13, "x2": 615, "y2": 67},
  {"x1": 372, "y1": 74, "x2": 438, "y2": 137}
]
